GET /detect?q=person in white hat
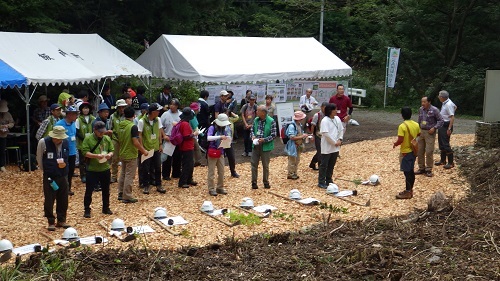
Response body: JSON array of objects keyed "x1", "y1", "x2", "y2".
[
  {"x1": 109, "y1": 99, "x2": 128, "y2": 183},
  {"x1": 206, "y1": 114, "x2": 231, "y2": 196},
  {"x1": 0, "y1": 100, "x2": 14, "y2": 172},
  {"x1": 285, "y1": 111, "x2": 309, "y2": 180},
  {"x1": 36, "y1": 126, "x2": 70, "y2": 231}
]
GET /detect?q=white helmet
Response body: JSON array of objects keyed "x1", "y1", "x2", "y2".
[
  {"x1": 326, "y1": 183, "x2": 339, "y2": 194},
  {"x1": 240, "y1": 197, "x2": 254, "y2": 209},
  {"x1": 200, "y1": 201, "x2": 214, "y2": 212},
  {"x1": 289, "y1": 189, "x2": 301, "y2": 200},
  {"x1": 62, "y1": 227, "x2": 79, "y2": 241},
  {"x1": 111, "y1": 218, "x2": 126, "y2": 231},
  {"x1": 0, "y1": 240, "x2": 13, "y2": 253},
  {"x1": 154, "y1": 207, "x2": 168, "y2": 219},
  {"x1": 369, "y1": 174, "x2": 380, "y2": 185}
]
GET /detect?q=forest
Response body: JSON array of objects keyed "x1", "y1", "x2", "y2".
[{"x1": 1, "y1": 0, "x2": 499, "y2": 115}]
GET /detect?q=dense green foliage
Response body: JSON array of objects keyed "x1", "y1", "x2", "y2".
[{"x1": 1, "y1": 0, "x2": 498, "y2": 114}]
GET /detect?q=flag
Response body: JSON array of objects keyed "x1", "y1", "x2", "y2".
[{"x1": 387, "y1": 47, "x2": 400, "y2": 88}]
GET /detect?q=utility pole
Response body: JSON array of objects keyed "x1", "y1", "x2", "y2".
[{"x1": 319, "y1": 0, "x2": 324, "y2": 44}]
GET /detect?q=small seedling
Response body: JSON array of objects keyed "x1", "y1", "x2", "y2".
[
  {"x1": 272, "y1": 211, "x2": 295, "y2": 221},
  {"x1": 179, "y1": 229, "x2": 191, "y2": 238},
  {"x1": 226, "y1": 212, "x2": 262, "y2": 226},
  {"x1": 319, "y1": 203, "x2": 349, "y2": 214}
]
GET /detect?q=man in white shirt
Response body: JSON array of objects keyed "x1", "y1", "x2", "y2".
[
  {"x1": 299, "y1": 88, "x2": 318, "y2": 113},
  {"x1": 436, "y1": 90, "x2": 457, "y2": 169},
  {"x1": 318, "y1": 103, "x2": 343, "y2": 188}
]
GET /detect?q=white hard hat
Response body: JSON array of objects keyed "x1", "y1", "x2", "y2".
[
  {"x1": 111, "y1": 218, "x2": 126, "y2": 231},
  {"x1": 62, "y1": 227, "x2": 79, "y2": 241},
  {"x1": 240, "y1": 197, "x2": 254, "y2": 209},
  {"x1": 154, "y1": 207, "x2": 168, "y2": 219},
  {"x1": 0, "y1": 240, "x2": 13, "y2": 253},
  {"x1": 200, "y1": 201, "x2": 214, "y2": 212},
  {"x1": 369, "y1": 174, "x2": 380, "y2": 185},
  {"x1": 326, "y1": 183, "x2": 339, "y2": 194},
  {"x1": 289, "y1": 189, "x2": 301, "y2": 200}
]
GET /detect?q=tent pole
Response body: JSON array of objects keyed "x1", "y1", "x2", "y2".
[{"x1": 25, "y1": 86, "x2": 32, "y2": 170}]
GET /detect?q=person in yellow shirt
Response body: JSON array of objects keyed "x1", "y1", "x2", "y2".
[{"x1": 393, "y1": 107, "x2": 420, "y2": 199}]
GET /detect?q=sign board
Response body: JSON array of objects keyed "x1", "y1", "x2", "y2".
[
  {"x1": 204, "y1": 85, "x2": 226, "y2": 106},
  {"x1": 348, "y1": 88, "x2": 366, "y2": 98},
  {"x1": 276, "y1": 102, "x2": 295, "y2": 135},
  {"x1": 483, "y1": 70, "x2": 500, "y2": 122}
]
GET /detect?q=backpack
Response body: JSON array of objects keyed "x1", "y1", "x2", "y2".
[
  {"x1": 280, "y1": 123, "x2": 296, "y2": 145},
  {"x1": 21, "y1": 154, "x2": 38, "y2": 172},
  {"x1": 209, "y1": 104, "x2": 216, "y2": 123},
  {"x1": 169, "y1": 122, "x2": 184, "y2": 146}
]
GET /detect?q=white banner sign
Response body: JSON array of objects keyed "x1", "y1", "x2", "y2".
[{"x1": 387, "y1": 47, "x2": 400, "y2": 88}]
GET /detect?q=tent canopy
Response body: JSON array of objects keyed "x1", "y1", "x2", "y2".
[
  {"x1": 136, "y1": 35, "x2": 352, "y2": 83},
  {"x1": 0, "y1": 59, "x2": 26, "y2": 88},
  {"x1": 0, "y1": 32, "x2": 151, "y2": 89}
]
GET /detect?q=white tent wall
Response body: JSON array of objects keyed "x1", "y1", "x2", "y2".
[{"x1": 136, "y1": 35, "x2": 352, "y2": 83}]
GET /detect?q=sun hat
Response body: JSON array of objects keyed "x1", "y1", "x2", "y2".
[
  {"x1": 97, "y1": 103, "x2": 109, "y2": 112},
  {"x1": 50, "y1": 104, "x2": 62, "y2": 111},
  {"x1": 148, "y1": 103, "x2": 162, "y2": 112},
  {"x1": 220, "y1": 90, "x2": 229, "y2": 96},
  {"x1": 180, "y1": 107, "x2": 194, "y2": 120},
  {"x1": 0, "y1": 100, "x2": 8, "y2": 113},
  {"x1": 38, "y1": 95, "x2": 49, "y2": 102},
  {"x1": 249, "y1": 94, "x2": 256, "y2": 100},
  {"x1": 190, "y1": 102, "x2": 200, "y2": 111},
  {"x1": 93, "y1": 121, "x2": 106, "y2": 133},
  {"x1": 214, "y1": 113, "x2": 231, "y2": 127},
  {"x1": 293, "y1": 111, "x2": 306, "y2": 121},
  {"x1": 115, "y1": 99, "x2": 127, "y2": 107},
  {"x1": 78, "y1": 102, "x2": 92, "y2": 111},
  {"x1": 64, "y1": 106, "x2": 79, "y2": 113},
  {"x1": 49, "y1": 126, "x2": 68, "y2": 139}
]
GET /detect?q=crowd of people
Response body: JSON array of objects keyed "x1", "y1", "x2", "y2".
[{"x1": 10, "y1": 83, "x2": 456, "y2": 230}]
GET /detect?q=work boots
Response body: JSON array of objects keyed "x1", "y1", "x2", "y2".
[
  {"x1": 435, "y1": 151, "x2": 446, "y2": 166},
  {"x1": 444, "y1": 153, "x2": 454, "y2": 169}
]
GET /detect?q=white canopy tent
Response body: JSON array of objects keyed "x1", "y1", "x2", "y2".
[
  {"x1": 0, "y1": 31, "x2": 151, "y2": 168},
  {"x1": 136, "y1": 35, "x2": 352, "y2": 83}
]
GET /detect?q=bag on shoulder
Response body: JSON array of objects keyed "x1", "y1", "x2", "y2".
[
  {"x1": 169, "y1": 122, "x2": 184, "y2": 146},
  {"x1": 280, "y1": 122, "x2": 296, "y2": 145},
  {"x1": 207, "y1": 148, "x2": 222, "y2": 158},
  {"x1": 404, "y1": 122, "x2": 419, "y2": 154}
]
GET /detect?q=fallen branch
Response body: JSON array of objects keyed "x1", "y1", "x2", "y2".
[
  {"x1": 328, "y1": 222, "x2": 345, "y2": 236},
  {"x1": 39, "y1": 232, "x2": 53, "y2": 242},
  {"x1": 330, "y1": 194, "x2": 371, "y2": 207},
  {"x1": 148, "y1": 216, "x2": 180, "y2": 236}
]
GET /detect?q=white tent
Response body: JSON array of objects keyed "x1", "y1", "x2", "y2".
[
  {"x1": 136, "y1": 35, "x2": 352, "y2": 83},
  {"x1": 0, "y1": 32, "x2": 151, "y2": 86},
  {"x1": 0, "y1": 32, "x2": 151, "y2": 167}
]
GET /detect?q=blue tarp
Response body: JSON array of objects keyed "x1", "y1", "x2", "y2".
[{"x1": 0, "y1": 59, "x2": 27, "y2": 89}]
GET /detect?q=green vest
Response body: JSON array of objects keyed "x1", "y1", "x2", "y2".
[
  {"x1": 252, "y1": 115, "x2": 275, "y2": 152},
  {"x1": 77, "y1": 115, "x2": 96, "y2": 149},
  {"x1": 111, "y1": 112, "x2": 124, "y2": 141},
  {"x1": 140, "y1": 115, "x2": 160, "y2": 151},
  {"x1": 118, "y1": 119, "x2": 138, "y2": 160},
  {"x1": 42, "y1": 116, "x2": 59, "y2": 138}
]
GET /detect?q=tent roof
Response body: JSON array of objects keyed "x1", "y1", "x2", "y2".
[
  {"x1": 0, "y1": 32, "x2": 151, "y2": 89},
  {"x1": 136, "y1": 35, "x2": 352, "y2": 83},
  {"x1": 0, "y1": 59, "x2": 26, "y2": 89}
]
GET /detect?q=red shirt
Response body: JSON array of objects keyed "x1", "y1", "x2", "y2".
[
  {"x1": 178, "y1": 120, "x2": 194, "y2": 151},
  {"x1": 329, "y1": 94, "x2": 352, "y2": 119}
]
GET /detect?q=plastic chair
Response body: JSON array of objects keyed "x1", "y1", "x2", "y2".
[{"x1": 5, "y1": 146, "x2": 21, "y2": 166}]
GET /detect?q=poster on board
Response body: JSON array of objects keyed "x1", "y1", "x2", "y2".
[
  {"x1": 204, "y1": 85, "x2": 226, "y2": 106},
  {"x1": 267, "y1": 83, "x2": 287, "y2": 103},
  {"x1": 276, "y1": 102, "x2": 295, "y2": 136},
  {"x1": 247, "y1": 84, "x2": 267, "y2": 104},
  {"x1": 226, "y1": 84, "x2": 247, "y2": 104},
  {"x1": 287, "y1": 82, "x2": 304, "y2": 102}
]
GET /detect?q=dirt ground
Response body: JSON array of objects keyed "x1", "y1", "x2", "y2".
[
  {"x1": 2, "y1": 109, "x2": 495, "y2": 281},
  {"x1": 226, "y1": 108, "x2": 477, "y2": 166}
]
